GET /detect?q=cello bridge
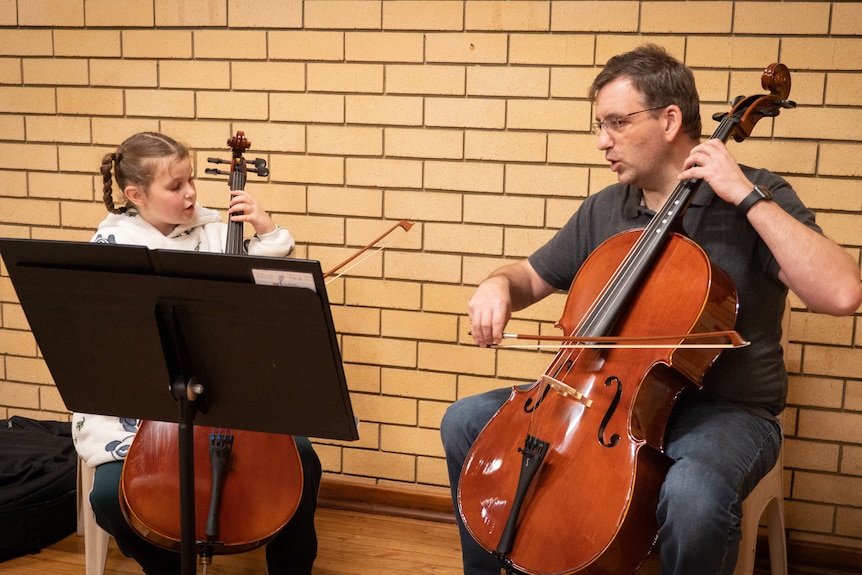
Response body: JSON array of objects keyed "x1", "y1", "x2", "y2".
[{"x1": 540, "y1": 375, "x2": 593, "y2": 408}]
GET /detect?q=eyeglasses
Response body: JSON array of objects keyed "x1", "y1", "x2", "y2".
[{"x1": 592, "y1": 105, "x2": 669, "y2": 135}]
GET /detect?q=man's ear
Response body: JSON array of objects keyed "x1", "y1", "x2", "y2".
[
  {"x1": 124, "y1": 185, "x2": 146, "y2": 208},
  {"x1": 663, "y1": 105, "x2": 684, "y2": 142}
]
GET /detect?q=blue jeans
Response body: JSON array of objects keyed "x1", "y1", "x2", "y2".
[
  {"x1": 440, "y1": 389, "x2": 781, "y2": 575},
  {"x1": 90, "y1": 436, "x2": 321, "y2": 575}
]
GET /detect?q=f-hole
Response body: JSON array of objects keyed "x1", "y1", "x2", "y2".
[{"x1": 598, "y1": 376, "x2": 622, "y2": 447}]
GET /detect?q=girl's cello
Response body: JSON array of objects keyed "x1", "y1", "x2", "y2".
[
  {"x1": 119, "y1": 132, "x2": 304, "y2": 568},
  {"x1": 457, "y1": 65, "x2": 795, "y2": 575}
]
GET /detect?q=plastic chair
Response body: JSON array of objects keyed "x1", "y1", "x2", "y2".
[
  {"x1": 732, "y1": 304, "x2": 790, "y2": 575},
  {"x1": 76, "y1": 458, "x2": 111, "y2": 575},
  {"x1": 732, "y1": 442, "x2": 787, "y2": 575}
]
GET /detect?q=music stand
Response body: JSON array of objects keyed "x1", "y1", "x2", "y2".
[{"x1": 0, "y1": 238, "x2": 358, "y2": 574}]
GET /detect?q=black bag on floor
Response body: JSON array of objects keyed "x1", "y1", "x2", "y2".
[{"x1": 0, "y1": 416, "x2": 78, "y2": 562}]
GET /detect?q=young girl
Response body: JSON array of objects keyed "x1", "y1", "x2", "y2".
[{"x1": 73, "y1": 132, "x2": 321, "y2": 575}]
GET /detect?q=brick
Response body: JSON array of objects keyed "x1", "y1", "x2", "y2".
[
  {"x1": 154, "y1": 0, "x2": 226, "y2": 27},
  {"x1": 282, "y1": 214, "x2": 342, "y2": 246},
  {"x1": 231, "y1": 62, "x2": 305, "y2": 92},
  {"x1": 0, "y1": 31, "x2": 53, "y2": 56},
  {"x1": 784, "y1": 438, "x2": 839, "y2": 472},
  {"x1": 836, "y1": 507, "x2": 862, "y2": 538},
  {"x1": 832, "y1": 3, "x2": 862, "y2": 35},
  {"x1": 786, "y1": 376, "x2": 845, "y2": 409},
  {"x1": 791, "y1": 177, "x2": 862, "y2": 213},
  {"x1": 827, "y1": 72, "x2": 862, "y2": 106},
  {"x1": 847, "y1": 381, "x2": 862, "y2": 413},
  {"x1": 841, "y1": 445, "x2": 862, "y2": 477},
  {"x1": 418, "y1": 342, "x2": 496, "y2": 376},
  {"x1": 507, "y1": 99, "x2": 588, "y2": 132},
  {"x1": 269, "y1": 31, "x2": 344, "y2": 61},
  {"x1": 464, "y1": 194, "x2": 545, "y2": 227},
  {"x1": 798, "y1": 409, "x2": 862, "y2": 444},
  {"x1": 270, "y1": 154, "x2": 344, "y2": 185},
  {"x1": 510, "y1": 34, "x2": 594, "y2": 66},
  {"x1": 504, "y1": 227, "x2": 558, "y2": 258},
  {"x1": 506, "y1": 164, "x2": 589, "y2": 198},
  {"x1": 330, "y1": 304, "x2": 380, "y2": 336},
  {"x1": 466, "y1": 1, "x2": 549, "y2": 31},
  {"x1": 19, "y1": 0, "x2": 84, "y2": 27},
  {"x1": 424, "y1": 222, "x2": 502, "y2": 256},
  {"x1": 305, "y1": 0, "x2": 381, "y2": 30},
  {"x1": 384, "y1": 127, "x2": 463, "y2": 160},
  {"x1": 228, "y1": 0, "x2": 302, "y2": 29},
  {"x1": 782, "y1": 38, "x2": 862, "y2": 71},
  {"x1": 0, "y1": 381, "x2": 40, "y2": 409},
  {"x1": 465, "y1": 130, "x2": 547, "y2": 162},
  {"x1": 424, "y1": 160, "x2": 503, "y2": 193},
  {"x1": 386, "y1": 64, "x2": 465, "y2": 96},
  {"x1": 595, "y1": 36, "x2": 686, "y2": 68},
  {"x1": 778, "y1": 107, "x2": 862, "y2": 142},
  {"x1": 349, "y1": 392, "x2": 416, "y2": 426},
  {"x1": 819, "y1": 143, "x2": 862, "y2": 178},
  {"x1": 467, "y1": 66, "x2": 550, "y2": 98},
  {"x1": 548, "y1": 133, "x2": 603, "y2": 165},
  {"x1": 90, "y1": 59, "x2": 158, "y2": 87},
  {"x1": 734, "y1": 2, "x2": 830, "y2": 35},
  {"x1": 0, "y1": 57, "x2": 21, "y2": 84},
  {"x1": 383, "y1": 1, "x2": 463, "y2": 31},
  {"x1": 416, "y1": 455, "x2": 449, "y2": 486},
  {"x1": 345, "y1": 217, "x2": 422, "y2": 250},
  {"x1": 25, "y1": 116, "x2": 89, "y2": 144},
  {"x1": 1, "y1": 87, "x2": 56, "y2": 114},
  {"x1": 308, "y1": 63, "x2": 383, "y2": 93},
  {"x1": 6, "y1": 356, "x2": 52, "y2": 385},
  {"x1": 122, "y1": 30, "x2": 192, "y2": 59},
  {"x1": 425, "y1": 97, "x2": 506, "y2": 129},
  {"x1": 307, "y1": 185, "x2": 383, "y2": 217},
  {"x1": 0, "y1": 328, "x2": 38, "y2": 357},
  {"x1": 0, "y1": 143, "x2": 57, "y2": 171},
  {"x1": 553, "y1": 1, "x2": 639, "y2": 32},
  {"x1": 384, "y1": 189, "x2": 462, "y2": 222},
  {"x1": 211, "y1": 122, "x2": 304, "y2": 153},
  {"x1": 346, "y1": 95, "x2": 422, "y2": 126},
  {"x1": 346, "y1": 157, "x2": 422, "y2": 189},
  {"x1": 381, "y1": 367, "x2": 457, "y2": 402},
  {"x1": 420, "y1": 284, "x2": 472, "y2": 315},
  {"x1": 344, "y1": 278, "x2": 421, "y2": 310},
  {"x1": 159, "y1": 61, "x2": 230, "y2": 90},
  {"x1": 90, "y1": 118, "x2": 156, "y2": 147},
  {"x1": 551, "y1": 66, "x2": 600, "y2": 99},
  {"x1": 28, "y1": 172, "x2": 93, "y2": 201},
  {"x1": 381, "y1": 424, "x2": 444, "y2": 457},
  {"x1": 61, "y1": 200, "x2": 105, "y2": 229},
  {"x1": 342, "y1": 363, "x2": 381, "y2": 394},
  {"x1": 784, "y1": 500, "x2": 834, "y2": 534},
  {"x1": 270, "y1": 93, "x2": 344, "y2": 123},
  {"x1": 124, "y1": 89, "x2": 194, "y2": 118},
  {"x1": 1, "y1": 304, "x2": 30, "y2": 331},
  {"x1": 793, "y1": 471, "x2": 862, "y2": 506},
  {"x1": 196, "y1": 91, "x2": 269, "y2": 120},
  {"x1": 346, "y1": 32, "x2": 423, "y2": 63},
  {"x1": 792, "y1": 313, "x2": 856, "y2": 347},
  {"x1": 85, "y1": 0, "x2": 154, "y2": 27},
  {"x1": 642, "y1": 1, "x2": 732, "y2": 33},
  {"x1": 194, "y1": 30, "x2": 266, "y2": 59},
  {"x1": 418, "y1": 400, "x2": 448, "y2": 429},
  {"x1": 23, "y1": 58, "x2": 88, "y2": 86},
  {"x1": 426, "y1": 33, "x2": 508, "y2": 64}
]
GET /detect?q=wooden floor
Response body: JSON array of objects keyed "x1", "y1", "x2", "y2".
[
  {"x1": 0, "y1": 507, "x2": 466, "y2": 575},
  {"x1": 7, "y1": 506, "x2": 818, "y2": 575}
]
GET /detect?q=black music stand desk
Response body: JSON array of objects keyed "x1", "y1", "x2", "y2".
[{"x1": 0, "y1": 238, "x2": 358, "y2": 574}]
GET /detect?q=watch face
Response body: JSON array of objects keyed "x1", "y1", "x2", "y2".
[{"x1": 754, "y1": 184, "x2": 773, "y2": 200}]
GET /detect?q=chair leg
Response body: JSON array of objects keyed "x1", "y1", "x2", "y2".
[
  {"x1": 765, "y1": 498, "x2": 788, "y2": 575},
  {"x1": 80, "y1": 460, "x2": 110, "y2": 575}
]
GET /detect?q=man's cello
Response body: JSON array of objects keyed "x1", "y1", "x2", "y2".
[{"x1": 457, "y1": 64, "x2": 795, "y2": 575}]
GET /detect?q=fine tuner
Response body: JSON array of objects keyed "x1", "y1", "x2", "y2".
[{"x1": 205, "y1": 155, "x2": 269, "y2": 177}]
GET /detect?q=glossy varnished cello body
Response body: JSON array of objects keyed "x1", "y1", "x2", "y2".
[{"x1": 458, "y1": 65, "x2": 796, "y2": 575}]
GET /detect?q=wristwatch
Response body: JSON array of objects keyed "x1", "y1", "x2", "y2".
[{"x1": 737, "y1": 184, "x2": 773, "y2": 216}]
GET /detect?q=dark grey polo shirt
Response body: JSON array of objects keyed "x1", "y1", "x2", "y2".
[{"x1": 529, "y1": 166, "x2": 820, "y2": 417}]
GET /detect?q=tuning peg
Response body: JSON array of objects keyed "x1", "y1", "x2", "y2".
[{"x1": 207, "y1": 157, "x2": 228, "y2": 165}]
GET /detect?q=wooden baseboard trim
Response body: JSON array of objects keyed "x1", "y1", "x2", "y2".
[{"x1": 319, "y1": 478, "x2": 862, "y2": 574}]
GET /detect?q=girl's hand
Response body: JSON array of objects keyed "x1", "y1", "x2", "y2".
[{"x1": 229, "y1": 189, "x2": 276, "y2": 236}]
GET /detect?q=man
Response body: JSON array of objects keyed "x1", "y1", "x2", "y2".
[{"x1": 441, "y1": 44, "x2": 861, "y2": 575}]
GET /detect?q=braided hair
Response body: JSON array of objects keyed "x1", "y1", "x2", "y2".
[{"x1": 100, "y1": 132, "x2": 190, "y2": 214}]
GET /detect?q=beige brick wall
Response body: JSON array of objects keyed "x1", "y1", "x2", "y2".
[{"x1": 1, "y1": 0, "x2": 861, "y2": 551}]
